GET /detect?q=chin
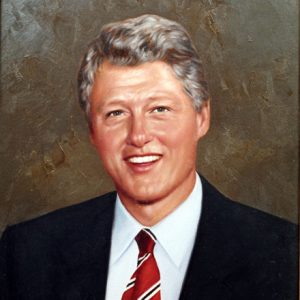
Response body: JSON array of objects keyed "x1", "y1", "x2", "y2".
[
  {"x1": 119, "y1": 185, "x2": 167, "y2": 204},
  {"x1": 135, "y1": 199, "x2": 159, "y2": 206}
]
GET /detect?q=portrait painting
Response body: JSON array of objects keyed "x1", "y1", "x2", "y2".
[{"x1": 0, "y1": 1, "x2": 298, "y2": 299}]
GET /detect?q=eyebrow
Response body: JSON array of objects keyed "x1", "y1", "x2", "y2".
[
  {"x1": 95, "y1": 93, "x2": 177, "y2": 112},
  {"x1": 93, "y1": 99, "x2": 125, "y2": 113}
]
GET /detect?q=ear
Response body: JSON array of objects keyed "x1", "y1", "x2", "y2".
[
  {"x1": 89, "y1": 133, "x2": 95, "y2": 146},
  {"x1": 89, "y1": 123, "x2": 96, "y2": 146},
  {"x1": 196, "y1": 100, "x2": 210, "y2": 140}
]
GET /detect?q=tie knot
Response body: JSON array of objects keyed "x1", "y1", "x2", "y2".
[{"x1": 135, "y1": 229, "x2": 156, "y2": 254}]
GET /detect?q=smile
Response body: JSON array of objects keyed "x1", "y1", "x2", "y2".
[{"x1": 127, "y1": 155, "x2": 161, "y2": 164}]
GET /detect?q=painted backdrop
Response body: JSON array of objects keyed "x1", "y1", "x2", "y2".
[{"x1": 1, "y1": 0, "x2": 298, "y2": 232}]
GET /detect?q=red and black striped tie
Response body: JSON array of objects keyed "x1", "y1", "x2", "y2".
[{"x1": 121, "y1": 228, "x2": 161, "y2": 300}]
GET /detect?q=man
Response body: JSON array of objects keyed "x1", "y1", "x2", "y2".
[{"x1": 0, "y1": 14, "x2": 297, "y2": 300}]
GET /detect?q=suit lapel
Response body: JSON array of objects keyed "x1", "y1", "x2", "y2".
[
  {"x1": 58, "y1": 193, "x2": 116, "y2": 299},
  {"x1": 179, "y1": 177, "x2": 235, "y2": 299}
]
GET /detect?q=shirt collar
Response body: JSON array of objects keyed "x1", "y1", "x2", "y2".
[{"x1": 110, "y1": 173, "x2": 202, "y2": 268}]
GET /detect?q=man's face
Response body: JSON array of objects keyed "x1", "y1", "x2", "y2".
[{"x1": 90, "y1": 60, "x2": 209, "y2": 209}]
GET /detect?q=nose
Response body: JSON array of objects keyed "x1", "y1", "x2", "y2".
[{"x1": 126, "y1": 114, "x2": 152, "y2": 147}]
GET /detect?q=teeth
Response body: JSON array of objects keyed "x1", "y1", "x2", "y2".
[{"x1": 128, "y1": 155, "x2": 160, "y2": 164}]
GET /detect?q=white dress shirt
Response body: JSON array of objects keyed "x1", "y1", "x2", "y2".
[{"x1": 105, "y1": 173, "x2": 203, "y2": 300}]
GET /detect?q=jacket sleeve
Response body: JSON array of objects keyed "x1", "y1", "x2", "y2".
[{"x1": 0, "y1": 227, "x2": 13, "y2": 300}]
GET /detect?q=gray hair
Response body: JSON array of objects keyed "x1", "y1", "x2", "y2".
[{"x1": 77, "y1": 14, "x2": 210, "y2": 121}]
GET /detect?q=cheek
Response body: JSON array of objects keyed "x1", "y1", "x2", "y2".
[
  {"x1": 151, "y1": 120, "x2": 180, "y2": 143},
  {"x1": 92, "y1": 129, "x2": 112, "y2": 157},
  {"x1": 157, "y1": 121, "x2": 198, "y2": 147},
  {"x1": 92, "y1": 126, "x2": 126, "y2": 161}
]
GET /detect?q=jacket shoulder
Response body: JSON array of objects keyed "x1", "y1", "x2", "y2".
[
  {"x1": 0, "y1": 191, "x2": 116, "y2": 261},
  {"x1": 0, "y1": 192, "x2": 116, "y2": 299},
  {"x1": 2, "y1": 191, "x2": 116, "y2": 238},
  {"x1": 191, "y1": 176, "x2": 298, "y2": 299},
  {"x1": 200, "y1": 175, "x2": 297, "y2": 232}
]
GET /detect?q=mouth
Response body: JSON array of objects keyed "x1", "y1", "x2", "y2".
[
  {"x1": 126, "y1": 155, "x2": 161, "y2": 164},
  {"x1": 124, "y1": 154, "x2": 162, "y2": 172}
]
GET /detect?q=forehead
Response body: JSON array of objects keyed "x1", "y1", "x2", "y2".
[{"x1": 92, "y1": 60, "x2": 185, "y2": 98}]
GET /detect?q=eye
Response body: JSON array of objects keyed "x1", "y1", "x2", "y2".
[
  {"x1": 106, "y1": 110, "x2": 124, "y2": 118},
  {"x1": 152, "y1": 106, "x2": 170, "y2": 113}
]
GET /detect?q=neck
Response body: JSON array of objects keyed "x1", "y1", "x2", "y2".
[{"x1": 118, "y1": 172, "x2": 196, "y2": 226}]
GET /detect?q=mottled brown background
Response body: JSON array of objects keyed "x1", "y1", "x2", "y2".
[{"x1": 1, "y1": 0, "x2": 298, "y2": 233}]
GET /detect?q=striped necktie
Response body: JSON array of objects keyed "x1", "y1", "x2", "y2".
[{"x1": 121, "y1": 228, "x2": 161, "y2": 300}]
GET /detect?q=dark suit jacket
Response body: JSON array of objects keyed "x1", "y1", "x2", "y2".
[{"x1": 0, "y1": 177, "x2": 298, "y2": 300}]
